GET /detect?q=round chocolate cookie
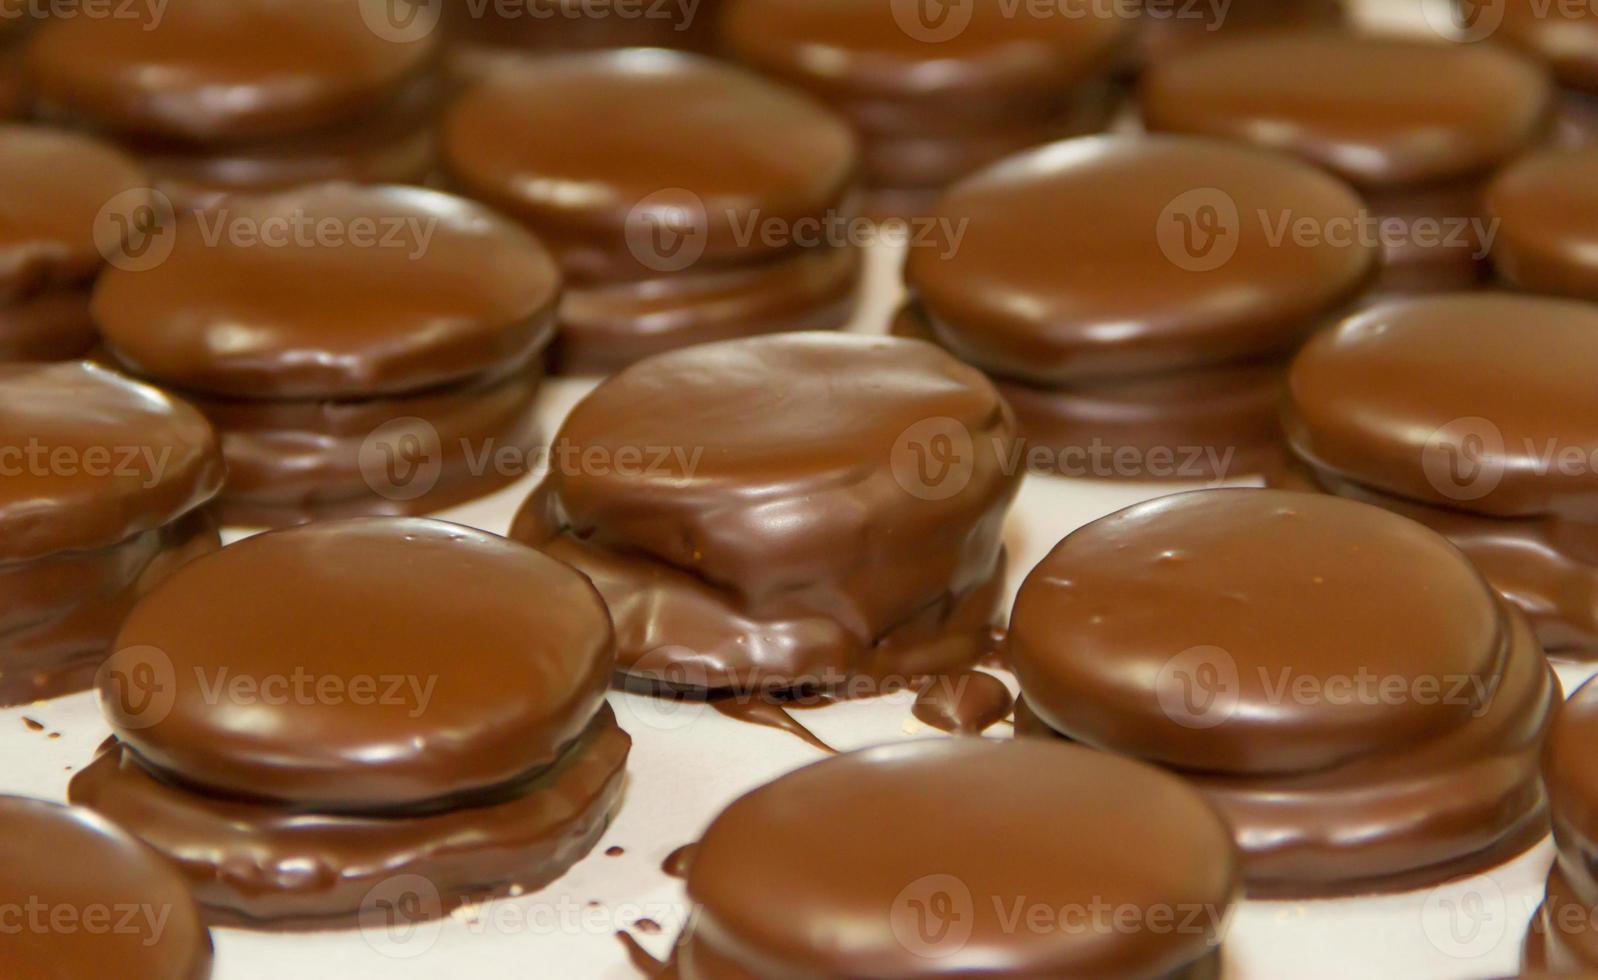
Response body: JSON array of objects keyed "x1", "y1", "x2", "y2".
[
  {"x1": 24, "y1": 0, "x2": 435, "y2": 143},
  {"x1": 1286, "y1": 294, "x2": 1598, "y2": 519},
  {"x1": 1282, "y1": 294, "x2": 1598, "y2": 655},
  {"x1": 442, "y1": 49, "x2": 860, "y2": 370},
  {"x1": 1527, "y1": 676, "x2": 1598, "y2": 971},
  {"x1": 71, "y1": 517, "x2": 629, "y2": 925},
  {"x1": 905, "y1": 135, "x2": 1376, "y2": 385},
  {"x1": 0, "y1": 362, "x2": 222, "y2": 566},
  {"x1": 0, "y1": 796, "x2": 212, "y2": 979},
  {"x1": 1009, "y1": 488, "x2": 1557, "y2": 896},
  {"x1": 1487, "y1": 147, "x2": 1598, "y2": 300},
  {"x1": 442, "y1": 0, "x2": 721, "y2": 72},
  {"x1": 96, "y1": 183, "x2": 558, "y2": 399},
  {"x1": 1141, "y1": 35, "x2": 1554, "y2": 293},
  {"x1": 443, "y1": 50, "x2": 855, "y2": 278},
  {"x1": 675, "y1": 739, "x2": 1238, "y2": 979},
  {"x1": 510, "y1": 332, "x2": 1022, "y2": 693}
]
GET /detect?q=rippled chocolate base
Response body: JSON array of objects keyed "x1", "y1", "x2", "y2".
[
  {"x1": 0, "y1": 509, "x2": 218, "y2": 706},
  {"x1": 1277, "y1": 460, "x2": 1598, "y2": 656},
  {"x1": 0, "y1": 287, "x2": 97, "y2": 361},
  {"x1": 1018, "y1": 606, "x2": 1556, "y2": 898},
  {"x1": 553, "y1": 245, "x2": 862, "y2": 376},
  {"x1": 195, "y1": 369, "x2": 543, "y2": 529},
  {"x1": 665, "y1": 920, "x2": 1223, "y2": 980},
  {"x1": 69, "y1": 705, "x2": 630, "y2": 927},
  {"x1": 893, "y1": 304, "x2": 1286, "y2": 481},
  {"x1": 515, "y1": 479, "x2": 1008, "y2": 693}
]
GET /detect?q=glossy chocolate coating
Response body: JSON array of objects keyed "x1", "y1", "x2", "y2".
[
  {"x1": 1530, "y1": 677, "x2": 1598, "y2": 969},
  {"x1": 905, "y1": 135, "x2": 1375, "y2": 385},
  {"x1": 0, "y1": 124, "x2": 148, "y2": 303},
  {"x1": 1010, "y1": 489, "x2": 1557, "y2": 895},
  {"x1": 1499, "y1": 0, "x2": 1598, "y2": 92},
  {"x1": 95, "y1": 183, "x2": 560, "y2": 400},
  {"x1": 1274, "y1": 461, "x2": 1598, "y2": 656},
  {"x1": 1487, "y1": 147, "x2": 1598, "y2": 301},
  {"x1": 892, "y1": 302, "x2": 1287, "y2": 481},
  {"x1": 1285, "y1": 294, "x2": 1598, "y2": 520},
  {"x1": 1, "y1": 510, "x2": 218, "y2": 708},
  {"x1": 104, "y1": 518, "x2": 614, "y2": 811},
  {"x1": 24, "y1": 0, "x2": 435, "y2": 143},
  {"x1": 1141, "y1": 34, "x2": 1553, "y2": 189},
  {"x1": 720, "y1": 0, "x2": 1130, "y2": 109},
  {"x1": 441, "y1": 49, "x2": 858, "y2": 281},
  {"x1": 678, "y1": 739, "x2": 1237, "y2": 979},
  {"x1": 0, "y1": 796, "x2": 212, "y2": 979},
  {"x1": 556, "y1": 242, "x2": 861, "y2": 375},
  {"x1": 0, "y1": 362, "x2": 223, "y2": 563},
  {"x1": 71, "y1": 705, "x2": 630, "y2": 927},
  {"x1": 511, "y1": 333, "x2": 1021, "y2": 691}
]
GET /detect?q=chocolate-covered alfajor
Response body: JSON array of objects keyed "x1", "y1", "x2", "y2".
[
  {"x1": 1009, "y1": 488, "x2": 1558, "y2": 897},
  {"x1": 70, "y1": 517, "x2": 628, "y2": 927},
  {"x1": 1142, "y1": 34, "x2": 1554, "y2": 295},
  {"x1": 1527, "y1": 676, "x2": 1598, "y2": 971},
  {"x1": 1490, "y1": 0, "x2": 1598, "y2": 146},
  {"x1": 673, "y1": 739, "x2": 1238, "y2": 979},
  {"x1": 93, "y1": 182, "x2": 561, "y2": 527},
  {"x1": 442, "y1": 49, "x2": 861, "y2": 375},
  {"x1": 899, "y1": 135, "x2": 1377, "y2": 482},
  {"x1": 0, "y1": 362, "x2": 223, "y2": 706},
  {"x1": 0, "y1": 124, "x2": 149, "y2": 361},
  {"x1": 0, "y1": 796, "x2": 213, "y2": 979},
  {"x1": 1280, "y1": 293, "x2": 1598, "y2": 655},
  {"x1": 719, "y1": 0, "x2": 1129, "y2": 218},
  {"x1": 24, "y1": 0, "x2": 438, "y2": 207},
  {"x1": 1486, "y1": 147, "x2": 1598, "y2": 301},
  {"x1": 510, "y1": 332, "x2": 1021, "y2": 693}
]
